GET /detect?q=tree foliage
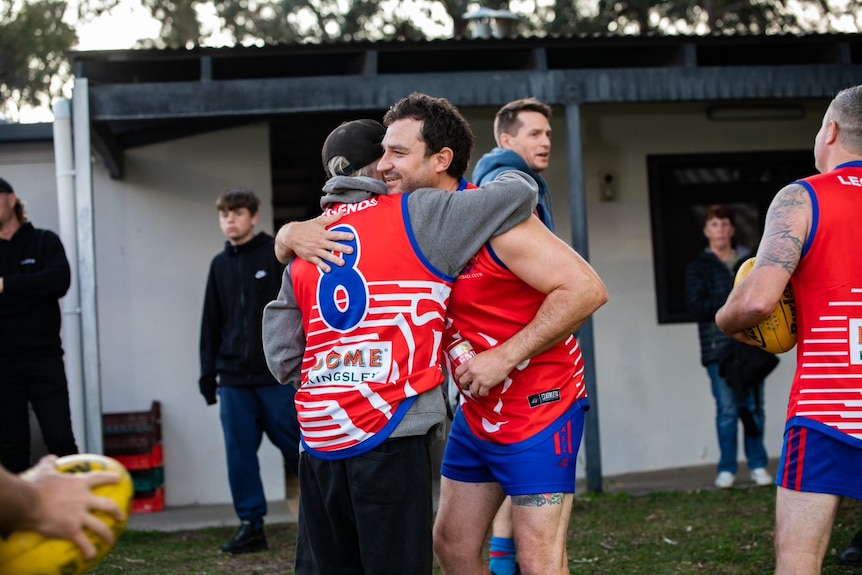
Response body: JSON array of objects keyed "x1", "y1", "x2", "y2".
[
  {"x1": 134, "y1": 0, "x2": 860, "y2": 49},
  {"x1": 0, "y1": 1, "x2": 76, "y2": 119},
  {"x1": 0, "y1": 0, "x2": 123, "y2": 120},
  {"x1": 1, "y1": 0, "x2": 860, "y2": 120}
]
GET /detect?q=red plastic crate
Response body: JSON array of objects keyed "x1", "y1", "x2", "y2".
[
  {"x1": 103, "y1": 401, "x2": 161, "y2": 437},
  {"x1": 112, "y1": 443, "x2": 163, "y2": 471},
  {"x1": 131, "y1": 488, "x2": 165, "y2": 514},
  {"x1": 104, "y1": 432, "x2": 160, "y2": 455}
]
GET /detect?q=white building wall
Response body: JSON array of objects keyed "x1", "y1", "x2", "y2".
[
  {"x1": 1, "y1": 99, "x2": 830, "y2": 506},
  {"x1": 92, "y1": 123, "x2": 285, "y2": 506},
  {"x1": 582, "y1": 101, "x2": 823, "y2": 475},
  {"x1": 468, "y1": 101, "x2": 824, "y2": 478}
]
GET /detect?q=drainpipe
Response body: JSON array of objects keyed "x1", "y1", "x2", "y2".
[
  {"x1": 72, "y1": 79, "x2": 103, "y2": 453},
  {"x1": 51, "y1": 99, "x2": 86, "y2": 448}
]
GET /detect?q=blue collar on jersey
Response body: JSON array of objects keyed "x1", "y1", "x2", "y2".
[{"x1": 835, "y1": 160, "x2": 862, "y2": 170}]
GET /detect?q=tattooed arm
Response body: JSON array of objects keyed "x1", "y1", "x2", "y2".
[{"x1": 716, "y1": 183, "x2": 811, "y2": 338}]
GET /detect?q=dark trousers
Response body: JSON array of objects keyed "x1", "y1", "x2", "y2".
[
  {"x1": 218, "y1": 384, "x2": 300, "y2": 523},
  {"x1": 296, "y1": 433, "x2": 434, "y2": 575},
  {"x1": 0, "y1": 357, "x2": 78, "y2": 473}
]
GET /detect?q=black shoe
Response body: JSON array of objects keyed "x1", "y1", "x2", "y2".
[
  {"x1": 838, "y1": 529, "x2": 862, "y2": 566},
  {"x1": 221, "y1": 520, "x2": 268, "y2": 554}
]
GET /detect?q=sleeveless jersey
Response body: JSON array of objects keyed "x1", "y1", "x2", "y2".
[
  {"x1": 444, "y1": 242, "x2": 588, "y2": 445},
  {"x1": 290, "y1": 194, "x2": 454, "y2": 459},
  {"x1": 788, "y1": 161, "x2": 862, "y2": 447}
]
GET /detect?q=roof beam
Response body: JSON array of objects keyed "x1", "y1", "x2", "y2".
[
  {"x1": 90, "y1": 122, "x2": 124, "y2": 179},
  {"x1": 86, "y1": 65, "x2": 862, "y2": 122}
]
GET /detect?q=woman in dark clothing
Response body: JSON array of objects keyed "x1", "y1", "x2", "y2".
[{"x1": 685, "y1": 204, "x2": 772, "y2": 489}]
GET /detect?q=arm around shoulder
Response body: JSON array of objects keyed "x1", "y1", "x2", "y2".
[
  {"x1": 407, "y1": 170, "x2": 539, "y2": 276},
  {"x1": 274, "y1": 212, "x2": 354, "y2": 271},
  {"x1": 478, "y1": 170, "x2": 539, "y2": 233}
]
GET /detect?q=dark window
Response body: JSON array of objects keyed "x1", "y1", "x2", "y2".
[{"x1": 648, "y1": 150, "x2": 814, "y2": 324}]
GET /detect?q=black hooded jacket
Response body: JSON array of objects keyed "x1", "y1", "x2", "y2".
[
  {"x1": 0, "y1": 222, "x2": 71, "y2": 360},
  {"x1": 199, "y1": 232, "x2": 284, "y2": 404},
  {"x1": 684, "y1": 246, "x2": 751, "y2": 366}
]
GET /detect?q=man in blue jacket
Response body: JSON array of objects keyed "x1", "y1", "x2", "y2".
[
  {"x1": 199, "y1": 187, "x2": 300, "y2": 554},
  {"x1": 471, "y1": 97, "x2": 555, "y2": 575},
  {"x1": 473, "y1": 97, "x2": 555, "y2": 232}
]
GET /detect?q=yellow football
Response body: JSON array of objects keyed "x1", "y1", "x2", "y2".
[
  {"x1": 733, "y1": 257, "x2": 797, "y2": 354},
  {"x1": 0, "y1": 454, "x2": 133, "y2": 575}
]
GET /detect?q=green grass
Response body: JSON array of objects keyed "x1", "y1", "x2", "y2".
[{"x1": 91, "y1": 487, "x2": 862, "y2": 574}]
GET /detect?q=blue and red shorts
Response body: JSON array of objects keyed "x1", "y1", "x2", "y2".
[
  {"x1": 441, "y1": 402, "x2": 585, "y2": 496},
  {"x1": 778, "y1": 419, "x2": 862, "y2": 500}
]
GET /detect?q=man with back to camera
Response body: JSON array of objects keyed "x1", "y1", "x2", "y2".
[
  {"x1": 472, "y1": 96, "x2": 555, "y2": 575},
  {"x1": 0, "y1": 177, "x2": 78, "y2": 474},
  {"x1": 716, "y1": 84, "x2": 862, "y2": 575},
  {"x1": 263, "y1": 97, "x2": 539, "y2": 574},
  {"x1": 199, "y1": 187, "x2": 300, "y2": 555},
  {"x1": 269, "y1": 93, "x2": 608, "y2": 575}
]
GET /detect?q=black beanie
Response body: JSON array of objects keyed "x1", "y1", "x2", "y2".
[
  {"x1": 321, "y1": 119, "x2": 385, "y2": 177},
  {"x1": 0, "y1": 177, "x2": 13, "y2": 194}
]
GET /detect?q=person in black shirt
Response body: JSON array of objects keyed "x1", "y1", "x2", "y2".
[
  {"x1": 199, "y1": 187, "x2": 300, "y2": 554},
  {"x1": 0, "y1": 177, "x2": 78, "y2": 473}
]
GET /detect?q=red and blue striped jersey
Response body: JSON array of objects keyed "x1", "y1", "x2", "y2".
[
  {"x1": 290, "y1": 194, "x2": 453, "y2": 458},
  {"x1": 789, "y1": 161, "x2": 862, "y2": 446},
  {"x1": 444, "y1": 240, "x2": 587, "y2": 445}
]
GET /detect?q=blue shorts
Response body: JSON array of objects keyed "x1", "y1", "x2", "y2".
[
  {"x1": 777, "y1": 420, "x2": 862, "y2": 500},
  {"x1": 441, "y1": 403, "x2": 585, "y2": 496}
]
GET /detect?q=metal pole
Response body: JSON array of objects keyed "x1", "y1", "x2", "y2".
[
  {"x1": 51, "y1": 99, "x2": 86, "y2": 448},
  {"x1": 71, "y1": 78, "x2": 104, "y2": 453},
  {"x1": 565, "y1": 102, "x2": 603, "y2": 492}
]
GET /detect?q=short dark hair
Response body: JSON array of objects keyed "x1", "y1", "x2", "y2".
[
  {"x1": 383, "y1": 93, "x2": 475, "y2": 179},
  {"x1": 829, "y1": 85, "x2": 862, "y2": 155},
  {"x1": 702, "y1": 204, "x2": 735, "y2": 228},
  {"x1": 215, "y1": 187, "x2": 260, "y2": 215},
  {"x1": 494, "y1": 97, "x2": 552, "y2": 145}
]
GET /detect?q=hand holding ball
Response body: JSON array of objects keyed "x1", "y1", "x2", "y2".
[
  {"x1": 0, "y1": 454, "x2": 133, "y2": 575},
  {"x1": 733, "y1": 257, "x2": 797, "y2": 354}
]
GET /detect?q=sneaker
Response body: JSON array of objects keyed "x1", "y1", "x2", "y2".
[
  {"x1": 750, "y1": 467, "x2": 773, "y2": 487},
  {"x1": 838, "y1": 529, "x2": 862, "y2": 566},
  {"x1": 715, "y1": 471, "x2": 735, "y2": 489},
  {"x1": 221, "y1": 520, "x2": 268, "y2": 554}
]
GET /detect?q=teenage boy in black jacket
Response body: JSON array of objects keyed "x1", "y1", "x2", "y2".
[{"x1": 199, "y1": 187, "x2": 300, "y2": 554}]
